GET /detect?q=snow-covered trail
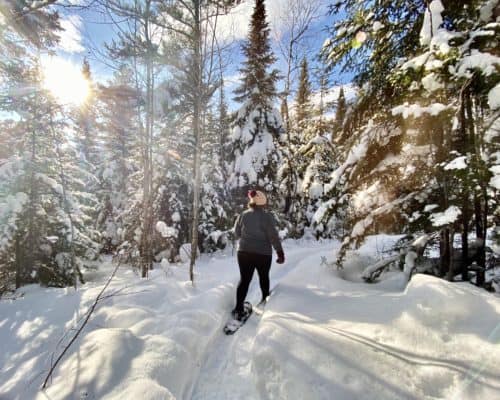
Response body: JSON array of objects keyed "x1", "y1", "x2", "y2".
[
  {"x1": 2, "y1": 237, "x2": 499, "y2": 400},
  {"x1": 191, "y1": 244, "x2": 323, "y2": 400}
]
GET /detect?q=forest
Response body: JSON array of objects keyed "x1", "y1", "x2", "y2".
[
  {"x1": 1, "y1": 1, "x2": 500, "y2": 399},
  {"x1": 1, "y1": 0, "x2": 498, "y2": 293}
]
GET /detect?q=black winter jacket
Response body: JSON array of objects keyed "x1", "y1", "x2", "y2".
[{"x1": 233, "y1": 207, "x2": 283, "y2": 256}]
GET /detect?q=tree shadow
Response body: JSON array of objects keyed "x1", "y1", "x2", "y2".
[{"x1": 253, "y1": 329, "x2": 419, "y2": 400}]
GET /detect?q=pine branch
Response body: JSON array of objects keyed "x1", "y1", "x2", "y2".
[{"x1": 16, "y1": 0, "x2": 58, "y2": 17}]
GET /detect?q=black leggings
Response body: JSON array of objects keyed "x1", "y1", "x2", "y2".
[{"x1": 235, "y1": 251, "x2": 272, "y2": 312}]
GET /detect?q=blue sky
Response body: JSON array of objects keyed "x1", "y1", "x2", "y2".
[{"x1": 52, "y1": 0, "x2": 354, "y2": 110}]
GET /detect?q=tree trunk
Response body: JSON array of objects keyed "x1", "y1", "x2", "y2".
[
  {"x1": 140, "y1": 0, "x2": 155, "y2": 278},
  {"x1": 475, "y1": 191, "x2": 487, "y2": 286},
  {"x1": 189, "y1": 0, "x2": 202, "y2": 284},
  {"x1": 440, "y1": 228, "x2": 450, "y2": 277},
  {"x1": 461, "y1": 189, "x2": 469, "y2": 281},
  {"x1": 15, "y1": 234, "x2": 22, "y2": 289},
  {"x1": 446, "y1": 228, "x2": 455, "y2": 281}
]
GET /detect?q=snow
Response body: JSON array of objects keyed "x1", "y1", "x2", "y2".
[
  {"x1": 429, "y1": 29, "x2": 459, "y2": 55},
  {"x1": 479, "y1": 0, "x2": 499, "y2": 22},
  {"x1": 352, "y1": 181, "x2": 387, "y2": 214},
  {"x1": 430, "y1": 206, "x2": 462, "y2": 227},
  {"x1": 402, "y1": 53, "x2": 430, "y2": 70},
  {"x1": 372, "y1": 21, "x2": 383, "y2": 32},
  {"x1": 1, "y1": 239, "x2": 499, "y2": 400},
  {"x1": 457, "y1": 50, "x2": 500, "y2": 78},
  {"x1": 488, "y1": 83, "x2": 500, "y2": 110},
  {"x1": 155, "y1": 221, "x2": 178, "y2": 238},
  {"x1": 420, "y1": 0, "x2": 444, "y2": 46},
  {"x1": 328, "y1": 136, "x2": 368, "y2": 190},
  {"x1": 308, "y1": 181, "x2": 324, "y2": 199},
  {"x1": 36, "y1": 173, "x2": 63, "y2": 195},
  {"x1": 171, "y1": 211, "x2": 181, "y2": 223},
  {"x1": 424, "y1": 204, "x2": 439, "y2": 212},
  {"x1": 0, "y1": 192, "x2": 29, "y2": 252},
  {"x1": 444, "y1": 155, "x2": 467, "y2": 170},
  {"x1": 230, "y1": 104, "x2": 283, "y2": 188},
  {"x1": 490, "y1": 165, "x2": 500, "y2": 189},
  {"x1": 392, "y1": 102, "x2": 449, "y2": 118},
  {"x1": 422, "y1": 72, "x2": 444, "y2": 92}
]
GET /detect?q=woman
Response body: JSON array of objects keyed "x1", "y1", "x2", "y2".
[{"x1": 232, "y1": 189, "x2": 285, "y2": 320}]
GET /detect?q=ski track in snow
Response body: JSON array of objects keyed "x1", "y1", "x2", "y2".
[{"x1": 190, "y1": 246, "x2": 320, "y2": 400}]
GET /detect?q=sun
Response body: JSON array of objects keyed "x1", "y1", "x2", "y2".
[{"x1": 41, "y1": 57, "x2": 90, "y2": 106}]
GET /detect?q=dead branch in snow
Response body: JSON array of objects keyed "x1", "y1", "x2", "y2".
[{"x1": 41, "y1": 261, "x2": 121, "y2": 389}]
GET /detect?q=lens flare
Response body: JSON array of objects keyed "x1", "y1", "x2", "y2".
[
  {"x1": 41, "y1": 57, "x2": 90, "y2": 105},
  {"x1": 352, "y1": 31, "x2": 368, "y2": 49}
]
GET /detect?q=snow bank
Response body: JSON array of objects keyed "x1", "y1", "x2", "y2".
[
  {"x1": 253, "y1": 249, "x2": 500, "y2": 400},
  {"x1": 0, "y1": 253, "x2": 239, "y2": 400}
]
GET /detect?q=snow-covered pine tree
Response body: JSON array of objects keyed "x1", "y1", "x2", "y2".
[
  {"x1": 332, "y1": 86, "x2": 347, "y2": 140},
  {"x1": 74, "y1": 59, "x2": 99, "y2": 168},
  {"x1": 318, "y1": 0, "x2": 438, "y2": 267},
  {"x1": 229, "y1": 0, "x2": 284, "y2": 210},
  {"x1": 147, "y1": 88, "x2": 191, "y2": 263},
  {"x1": 389, "y1": 0, "x2": 500, "y2": 282},
  {"x1": 319, "y1": 0, "x2": 499, "y2": 284},
  {"x1": 0, "y1": 0, "x2": 60, "y2": 292},
  {"x1": 96, "y1": 65, "x2": 139, "y2": 253},
  {"x1": 0, "y1": 4, "x2": 99, "y2": 291},
  {"x1": 299, "y1": 136, "x2": 337, "y2": 239},
  {"x1": 282, "y1": 57, "x2": 314, "y2": 237},
  {"x1": 199, "y1": 103, "x2": 230, "y2": 252}
]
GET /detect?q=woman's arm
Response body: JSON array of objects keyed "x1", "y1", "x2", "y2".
[
  {"x1": 233, "y1": 214, "x2": 242, "y2": 239},
  {"x1": 264, "y1": 212, "x2": 283, "y2": 253}
]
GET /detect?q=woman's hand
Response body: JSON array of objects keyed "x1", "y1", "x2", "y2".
[{"x1": 276, "y1": 250, "x2": 285, "y2": 264}]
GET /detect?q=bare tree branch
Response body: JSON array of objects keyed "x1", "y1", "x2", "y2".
[{"x1": 41, "y1": 261, "x2": 121, "y2": 389}]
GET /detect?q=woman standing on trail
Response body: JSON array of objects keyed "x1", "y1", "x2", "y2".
[{"x1": 232, "y1": 189, "x2": 285, "y2": 320}]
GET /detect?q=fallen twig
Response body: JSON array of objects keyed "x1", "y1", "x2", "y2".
[{"x1": 41, "y1": 261, "x2": 121, "y2": 389}]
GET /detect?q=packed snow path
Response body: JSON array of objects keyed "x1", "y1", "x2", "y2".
[{"x1": 191, "y1": 246, "x2": 315, "y2": 400}]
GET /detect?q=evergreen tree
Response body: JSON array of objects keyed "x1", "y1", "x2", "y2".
[
  {"x1": 199, "y1": 105, "x2": 230, "y2": 252},
  {"x1": 282, "y1": 56, "x2": 313, "y2": 237},
  {"x1": 333, "y1": 86, "x2": 346, "y2": 140},
  {"x1": 228, "y1": 0, "x2": 284, "y2": 209},
  {"x1": 318, "y1": 0, "x2": 499, "y2": 282},
  {"x1": 74, "y1": 58, "x2": 99, "y2": 168},
  {"x1": 0, "y1": 5, "x2": 100, "y2": 291},
  {"x1": 96, "y1": 65, "x2": 139, "y2": 253},
  {"x1": 233, "y1": 0, "x2": 279, "y2": 105},
  {"x1": 295, "y1": 58, "x2": 312, "y2": 137}
]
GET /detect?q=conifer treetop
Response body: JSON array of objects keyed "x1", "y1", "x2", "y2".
[
  {"x1": 295, "y1": 57, "x2": 312, "y2": 127},
  {"x1": 233, "y1": 0, "x2": 279, "y2": 105}
]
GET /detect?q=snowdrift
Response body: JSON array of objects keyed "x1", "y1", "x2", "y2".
[{"x1": 253, "y1": 252, "x2": 500, "y2": 400}]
